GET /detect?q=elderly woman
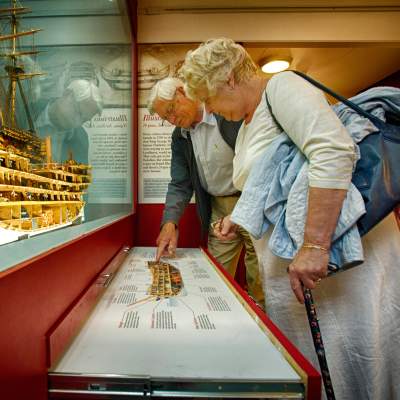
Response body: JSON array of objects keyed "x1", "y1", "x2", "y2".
[{"x1": 179, "y1": 38, "x2": 400, "y2": 400}]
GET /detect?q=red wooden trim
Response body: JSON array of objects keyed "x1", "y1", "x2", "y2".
[
  {"x1": 128, "y1": 0, "x2": 139, "y2": 213},
  {"x1": 202, "y1": 247, "x2": 321, "y2": 400},
  {"x1": 0, "y1": 213, "x2": 134, "y2": 280},
  {"x1": 46, "y1": 246, "x2": 131, "y2": 368}
]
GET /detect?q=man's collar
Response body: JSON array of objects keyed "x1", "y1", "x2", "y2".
[
  {"x1": 201, "y1": 109, "x2": 217, "y2": 126},
  {"x1": 191, "y1": 107, "x2": 216, "y2": 129}
]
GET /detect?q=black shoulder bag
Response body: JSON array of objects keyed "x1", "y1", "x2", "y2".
[{"x1": 292, "y1": 70, "x2": 400, "y2": 237}]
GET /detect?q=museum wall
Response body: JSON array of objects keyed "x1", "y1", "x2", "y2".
[{"x1": 137, "y1": 9, "x2": 400, "y2": 44}]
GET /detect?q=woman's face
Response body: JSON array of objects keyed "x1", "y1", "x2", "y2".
[{"x1": 202, "y1": 83, "x2": 246, "y2": 122}]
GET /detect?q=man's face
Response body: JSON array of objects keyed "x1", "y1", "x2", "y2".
[{"x1": 153, "y1": 87, "x2": 200, "y2": 128}]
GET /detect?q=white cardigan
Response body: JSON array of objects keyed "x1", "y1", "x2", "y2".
[{"x1": 233, "y1": 71, "x2": 356, "y2": 191}]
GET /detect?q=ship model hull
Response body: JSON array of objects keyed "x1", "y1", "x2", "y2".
[
  {"x1": 0, "y1": 208, "x2": 84, "y2": 245},
  {"x1": 0, "y1": 144, "x2": 91, "y2": 245}
]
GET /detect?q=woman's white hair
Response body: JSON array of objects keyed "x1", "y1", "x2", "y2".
[
  {"x1": 147, "y1": 77, "x2": 184, "y2": 114},
  {"x1": 179, "y1": 38, "x2": 259, "y2": 100}
]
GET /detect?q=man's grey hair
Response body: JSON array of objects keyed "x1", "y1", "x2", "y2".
[
  {"x1": 179, "y1": 38, "x2": 259, "y2": 100},
  {"x1": 147, "y1": 77, "x2": 184, "y2": 115}
]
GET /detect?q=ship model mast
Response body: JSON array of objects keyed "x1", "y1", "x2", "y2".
[{"x1": 0, "y1": 0, "x2": 44, "y2": 161}]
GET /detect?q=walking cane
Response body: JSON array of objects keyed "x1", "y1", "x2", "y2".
[{"x1": 303, "y1": 285, "x2": 336, "y2": 400}]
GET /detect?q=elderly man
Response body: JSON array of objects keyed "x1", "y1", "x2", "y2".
[{"x1": 147, "y1": 77, "x2": 264, "y2": 305}]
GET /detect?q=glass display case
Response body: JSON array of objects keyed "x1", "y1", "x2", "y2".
[{"x1": 0, "y1": 0, "x2": 133, "y2": 272}]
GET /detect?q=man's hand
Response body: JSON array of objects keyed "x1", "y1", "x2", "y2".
[
  {"x1": 156, "y1": 222, "x2": 178, "y2": 261},
  {"x1": 287, "y1": 246, "x2": 329, "y2": 303},
  {"x1": 212, "y1": 215, "x2": 238, "y2": 241}
]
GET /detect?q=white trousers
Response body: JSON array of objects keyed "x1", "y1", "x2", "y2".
[{"x1": 253, "y1": 214, "x2": 400, "y2": 400}]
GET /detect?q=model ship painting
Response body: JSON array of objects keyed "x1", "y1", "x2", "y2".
[
  {"x1": 0, "y1": 0, "x2": 91, "y2": 245},
  {"x1": 147, "y1": 261, "x2": 183, "y2": 299}
]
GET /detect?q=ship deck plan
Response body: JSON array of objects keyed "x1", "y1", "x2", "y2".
[{"x1": 51, "y1": 247, "x2": 301, "y2": 384}]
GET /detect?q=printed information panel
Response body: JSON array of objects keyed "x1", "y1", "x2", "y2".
[{"x1": 52, "y1": 247, "x2": 300, "y2": 382}]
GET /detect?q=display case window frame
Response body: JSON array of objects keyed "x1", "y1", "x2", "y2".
[{"x1": 0, "y1": 0, "x2": 136, "y2": 273}]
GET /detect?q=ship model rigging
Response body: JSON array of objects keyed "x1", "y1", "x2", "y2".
[{"x1": 0, "y1": 0, "x2": 91, "y2": 245}]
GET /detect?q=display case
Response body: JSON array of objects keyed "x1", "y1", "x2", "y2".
[
  {"x1": 0, "y1": 0, "x2": 133, "y2": 272},
  {"x1": 47, "y1": 247, "x2": 320, "y2": 399}
]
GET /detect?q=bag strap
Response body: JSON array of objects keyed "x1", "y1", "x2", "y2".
[
  {"x1": 265, "y1": 92, "x2": 284, "y2": 131},
  {"x1": 291, "y1": 70, "x2": 382, "y2": 126}
]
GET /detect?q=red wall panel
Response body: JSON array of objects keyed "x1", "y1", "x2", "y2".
[
  {"x1": 135, "y1": 203, "x2": 205, "y2": 248},
  {"x1": 0, "y1": 215, "x2": 134, "y2": 400}
]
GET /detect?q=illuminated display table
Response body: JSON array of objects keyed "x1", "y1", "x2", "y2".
[{"x1": 48, "y1": 247, "x2": 320, "y2": 399}]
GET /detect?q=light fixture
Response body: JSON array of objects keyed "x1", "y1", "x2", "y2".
[{"x1": 260, "y1": 57, "x2": 292, "y2": 74}]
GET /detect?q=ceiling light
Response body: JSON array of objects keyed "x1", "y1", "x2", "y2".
[{"x1": 260, "y1": 57, "x2": 292, "y2": 74}]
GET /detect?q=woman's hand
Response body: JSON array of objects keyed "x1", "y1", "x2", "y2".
[
  {"x1": 287, "y1": 245, "x2": 329, "y2": 303},
  {"x1": 287, "y1": 186, "x2": 347, "y2": 303},
  {"x1": 212, "y1": 215, "x2": 238, "y2": 241}
]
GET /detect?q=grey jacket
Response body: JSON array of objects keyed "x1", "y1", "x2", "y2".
[{"x1": 161, "y1": 115, "x2": 242, "y2": 234}]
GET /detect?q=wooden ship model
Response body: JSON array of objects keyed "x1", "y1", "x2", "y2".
[{"x1": 0, "y1": 1, "x2": 91, "y2": 245}]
